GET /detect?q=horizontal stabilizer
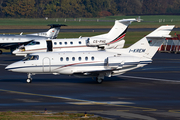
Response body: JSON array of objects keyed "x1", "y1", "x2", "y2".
[
  {"x1": 48, "y1": 24, "x2": 67, "y2": 28},
  {"x1": 118, "y1": 18, "x2": 139, "y2": 24},
  {"x1": 146, "y1": 35, "x2": 172, "y2": 39},
  {"x1": 147, "y1": 25, "x2": 174, "y2": 38}
]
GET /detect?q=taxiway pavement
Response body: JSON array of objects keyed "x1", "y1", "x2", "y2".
[
  {"x1": 0, "y1": 52, "x2": 180, "y2": 120},
  {"x1": 0, "y1": 28, "x2": 180, "y2": 33}
]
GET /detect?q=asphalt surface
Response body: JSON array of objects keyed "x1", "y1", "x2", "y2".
[
  {"x1": 0, "y1": 52, "x2": 180, "y2": 120},
  {"x1": 0, "y1": 28, "x2": 180, "y2": 33}
]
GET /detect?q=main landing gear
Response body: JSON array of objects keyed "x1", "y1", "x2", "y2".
[
  {"x1": 27, "y1": 73, "x2": 33, "y2": 83},
  {"x1": 96, "y1": 76, "x2": 104, "y2": 84}
]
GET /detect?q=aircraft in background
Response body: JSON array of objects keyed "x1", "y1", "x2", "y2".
[
  {"x1": 0, "y1": 24, "x2": 66, "y2": 54},
  {"x1": 13, "y1": 18, "x2": 139, "y2": 56},
  {"x1": 5, "y1": 25, "x2": 174, "y2": 83}
]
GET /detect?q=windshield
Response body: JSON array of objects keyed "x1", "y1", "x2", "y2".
[
  {"x1": 27, "y1": 41, "x2": 40, "y2": 46},
  {"x1": 23, "y1": 55, "x2": 39, "y2": 61}
]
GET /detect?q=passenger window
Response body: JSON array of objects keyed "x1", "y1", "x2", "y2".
[
  {"x1": 54, "y1": 42, "x2": 57, "y2": 45},
  {"x1": 72, "y1": 57, "x2": 75, "y2": 61},
  {"x1": 59, "y1": 42, "x2": 62, "y2": 45},
  {"x1": 78, "y1": 57, "x2": 81, "y2": 61},
  {"x1": 70, "y1": 42, "x2": 73, "y2": 45},
  {"x1": 66, "y1": 57, "x2": 69, "y2": 61},
  {"x1": 79, "y1": 41, "x2": 82, "y2": 44},
  {"x1": 85, "y1": 57, "x2": 88, "y2": 61},
  {"x1": 65, "y1": 42, "x2": 67, "y2": 45},
  {"x1": 91, "y1": 56, "x2": 94, "y2": 61},
  {"x1": 60, "y1": 57, "x2": 63, "y2": 61}
]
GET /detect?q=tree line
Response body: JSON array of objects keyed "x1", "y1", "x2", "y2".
[{"x1": 0, "y1": 0, "x2": 180, "y2": 18}]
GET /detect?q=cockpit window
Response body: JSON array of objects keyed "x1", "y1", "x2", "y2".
[
  {"x1": 27, "y1": 41, "x2": 40, "y2": 46},
  {"x1": 23, "y1": 55, "x2": 39, "y2": 61}
]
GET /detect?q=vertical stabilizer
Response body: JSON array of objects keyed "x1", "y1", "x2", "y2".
[
  {"x1": 27, "y1": 24, "x2": 67, "y2": 39},
  {"x1": 91, "y1": 19, "x2": 138, "y2": 44},
  {"x1": 126, "y1": 25, "x2": 174, "y2": 59}
]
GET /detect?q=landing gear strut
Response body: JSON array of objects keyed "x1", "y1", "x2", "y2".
[
  {"x1": 27, "y1": 73, "x2": 32, "y2": 83},
  {"x1": 96, "y1": 76, "x2": 104, "y2": 84}
]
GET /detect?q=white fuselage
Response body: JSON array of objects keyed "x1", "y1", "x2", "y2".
[
  {"x1": 0, "y1": 26, "x2": 61, "y2": 51},
  {"x1": 6, "y1": 50, "x2": 151, "y2": 77},
  {"x1": 0, "y1": 35, "x2": 48, "y2": 44},
  {"x1": 13, "y1": 38, "x2": 125, "y2": 56}
]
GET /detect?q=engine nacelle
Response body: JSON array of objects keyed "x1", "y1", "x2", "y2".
[
  {"x1": 100, "y1": 40, "x2": 125, "y2": 49},
  {"x1": 86, "y1": 38, "x2": 125, "y2": 49},
  {"x1": 107, "y1": 56, "x2": 123, "y2": 69},
  {"x1": 107, "y1": 56, "x2": 141, "y2": 69},
  {"x1": 86, "y1": 37, "x2": 108, "y2": 46}
]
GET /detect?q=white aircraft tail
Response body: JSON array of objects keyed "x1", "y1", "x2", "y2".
[
  {"x1": 91, "y1": 18, "x2": 139, "y2": 45},
  {"x1": 125, "y1": 25, "x2": 174, "y2": 59},
  {"x1": 27, "y1": 24, "x2": 67, "y2": 39}
]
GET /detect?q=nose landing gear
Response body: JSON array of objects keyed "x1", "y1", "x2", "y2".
[
  {"x1": 26, "y1": 78, "x2": 32, "y2": 83},
  {"x1": 27, "y1": 73, "x2": 33, "y2": 83}
]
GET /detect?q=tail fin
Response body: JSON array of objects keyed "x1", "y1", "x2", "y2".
[
  {"x1": 126, "y1": 25, "x2": 174, "y2": 59},
  {"x1": 27, "y1": 24, "x2": 67, "y2": 39},
  {"x1": 90, "y1": 18, "x2": 138, "y2": 45},
  {"x1": 46, "y1": 24, "x2": 67, "y2": 39}
]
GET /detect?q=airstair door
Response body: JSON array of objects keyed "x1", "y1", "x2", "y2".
[
  {"x1": 46, "y1": 40, "x2": 53, "y2": 52},
  {"x1": 42, "y1": 57, "x2": 51, "y2": 72}
]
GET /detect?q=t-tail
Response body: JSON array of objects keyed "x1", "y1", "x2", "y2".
[
  {"x1": 87, "y1": 18, "x2": 140, "y2": 47},
  {"x1": 126, "y1": 25, "x2": 175, "y2": 59},
  {"x1": 27, "y1": 24, "x2": 67, "y2": 39}
]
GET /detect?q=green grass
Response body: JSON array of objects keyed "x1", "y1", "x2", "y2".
[
  {"x1": 0, "y1": 15, "x2": 180, "y2": 28},
  {"x1": 0, "y1": 111, "x2": 107, "y2": 120}
]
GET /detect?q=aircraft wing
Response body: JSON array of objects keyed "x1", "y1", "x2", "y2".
[{"x1": 73, "y1": 69, "x2": 113, "y2": 77}]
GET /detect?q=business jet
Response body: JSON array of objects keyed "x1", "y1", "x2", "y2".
[
  {"x1": 0, "y1": 24, "x2": 66, "y2": 54},
  {"x1": 12, "y1": 18, "x2": 139, "y2": 56},
  {"x1": 5, "y1": 25, "x2": 174, "y2": 83}
]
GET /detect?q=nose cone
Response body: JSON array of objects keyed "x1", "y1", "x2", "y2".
[
  {"x1": 5, "y1": 64, "x2": 14, "y2": 71},
  {"x1": 12, "y1": 49, "x2": 19, "y2": 54},
  {"x1": 12, "y1": 49, "x2": 27, "y2": 57},
  {"x1": 5, "y1": 61, "x2": 22, "y2": 72}
]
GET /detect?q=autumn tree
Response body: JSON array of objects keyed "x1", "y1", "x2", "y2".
[{"x1": 2, "y1": 0, "x2": 36, "y2": 17}]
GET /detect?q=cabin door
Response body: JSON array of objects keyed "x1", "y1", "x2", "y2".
[
  {"x1": 42, "y1": 57, "x2": 51, "y2": 72},
  {"x1": 46, "y1": 40, "x2": 53, "y2": 52}
]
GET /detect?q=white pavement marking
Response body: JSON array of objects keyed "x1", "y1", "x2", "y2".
[
  {"x1": 0, "y1": 89, "x2": 133, "y2": 106},
  {"x1": 68, "y1": 101, "x2": 134, "y2": 105},
  {"x1": 0, "y1": 64, "x2": 8, "y2": 66},
  {"x1": 119, "y1": 75, "x2": 180, "y2": 83}
]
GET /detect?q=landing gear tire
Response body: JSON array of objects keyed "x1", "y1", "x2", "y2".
[
  {"x1": 96, "y1": 77, "x2": 103, "y2": 84},
  {"x1": 0, "y1": 50, "x2": 2, "y2": 54},
  {"x1": 27, "y1": 73, "x2": 33, "y2": 83},
  {"x1": 26, "y1": 78, "x2": 32, "y2": 83}
]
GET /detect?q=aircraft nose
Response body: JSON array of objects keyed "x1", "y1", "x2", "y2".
[
  {"x1": 12, "y1": 49, "x2": 18, "y2": 54},
  {"x1": 5, "y1": 64, "x2": 14, "y2": 71},
  {"x1": 5, "y1": 65, "x2": 11, "y2": 71},
  {"x1": 5, "y1": 63, "x2": 17, "y2": 71}
]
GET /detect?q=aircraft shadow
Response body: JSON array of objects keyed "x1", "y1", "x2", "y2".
[{"x1": 0, "y1": 76, "x2": 126, "y2": 84}]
